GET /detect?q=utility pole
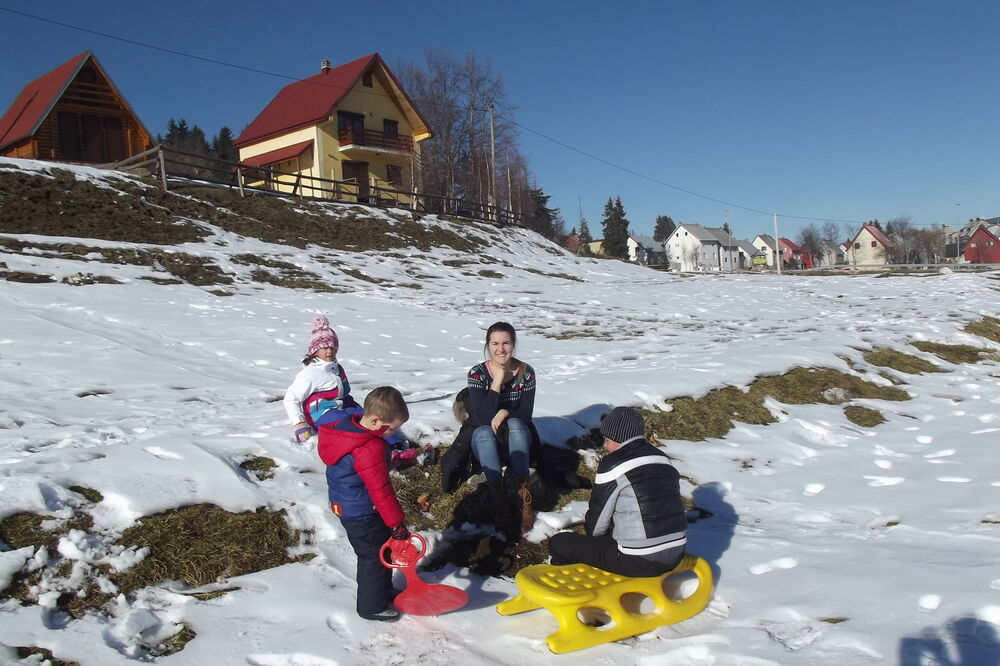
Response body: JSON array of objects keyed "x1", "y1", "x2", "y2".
[
  {"x1": 725, "y1": 209, "x2": 733, "y2": 272},
  {"x1": 773, "y1": 213, "x2": 781, "y2": 275}
]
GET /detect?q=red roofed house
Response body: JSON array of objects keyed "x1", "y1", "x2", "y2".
[
  {"x1": 0, "y1": 51, "x2": 152, "y2": 163},
  {"x1": 846, "y1": 223, "x2": 894, "y2": 267},
  {"x1": 234, "y1": 54, "x2": 432, "y2": 203},
  {"x1": 963, "y1": 224, "x2": 1000, "y2": 264},
  {"x1": 779, "y1": 237, "x2": 812, "y2": 269}
]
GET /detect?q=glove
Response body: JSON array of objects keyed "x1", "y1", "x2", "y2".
[
  {"x1": 294, "y1": 424, "x2": 315, "y2": 443},
  {"x1": 391, "y1": 524, "x2": 410, "y2": 541}
]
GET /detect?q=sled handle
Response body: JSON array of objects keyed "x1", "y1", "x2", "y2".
[{"x1": 380, "y1": 532, "x2": 426, "y2": 569}]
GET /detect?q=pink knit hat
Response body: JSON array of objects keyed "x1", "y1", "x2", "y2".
[{"x1": 307, "y1": 315, "x2": 339, "y2": 356}]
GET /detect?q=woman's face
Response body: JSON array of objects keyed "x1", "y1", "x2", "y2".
[{"x1": 487, "y1": 331, "x2": 514, "y2": 366}]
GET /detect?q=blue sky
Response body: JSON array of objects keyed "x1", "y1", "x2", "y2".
[{"x1": 2, "y1": 1, "x2": 997, "y2": 242}]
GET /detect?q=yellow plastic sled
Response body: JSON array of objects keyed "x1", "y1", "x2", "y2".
[{"x1": 496, "y1": 554, "x2": 713, "y2": 654}]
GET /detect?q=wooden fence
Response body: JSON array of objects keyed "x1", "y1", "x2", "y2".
[{"x1": 104, "y1": 145, "x2": 522, "y2": 227}]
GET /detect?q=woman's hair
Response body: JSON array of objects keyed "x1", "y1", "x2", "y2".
[{"x1": 483, "y1": 321, "x2": 517, "y2": 357}]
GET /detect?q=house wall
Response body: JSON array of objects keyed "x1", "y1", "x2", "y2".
[
  {"x1": 848, "y1": 227, "x2": 889, "y2": 265},
  {"x1": 752, "y1": 236, "x2": 776, "y2": 266},
  {"x1": 237, "y1": 70, "x2": 421, "y2": 203},
  {"x1": 963, "y1": 229, "x2": 1000, "y2": 263},
  {"x1": 238, "y1": 127, "x2": 320, "y2": 196},
  {"x1": 666, "y1": 227, "x2": 712, "y2": 271}
]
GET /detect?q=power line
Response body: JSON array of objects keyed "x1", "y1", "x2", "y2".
[{"x1": 1, "y1": 4, "x2": 869, "y2": 226}]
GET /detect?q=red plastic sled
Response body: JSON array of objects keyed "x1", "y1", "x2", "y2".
[{"x1": 380, "y1": 532, "x2": 468, "y2": 616}]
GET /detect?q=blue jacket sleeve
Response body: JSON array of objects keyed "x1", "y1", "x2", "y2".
[{"x1": 467, "y1": 365, "x2": 499, "y2": 427}]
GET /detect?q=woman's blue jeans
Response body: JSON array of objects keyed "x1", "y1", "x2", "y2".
[{"x1": 471, "y1": 417, "x2": 530, "y2": 484}]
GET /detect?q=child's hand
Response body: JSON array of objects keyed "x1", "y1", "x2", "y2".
[
  {"x1": 391, "y1": 524, "x2": 410, "y2": 541},
  {"x1": 294, "y1": 423, "x2": 315, "y2": 442}
]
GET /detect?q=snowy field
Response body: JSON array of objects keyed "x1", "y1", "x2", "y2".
[{"x1": 1, "y1": 159, "x2": 999, "y2": 665}]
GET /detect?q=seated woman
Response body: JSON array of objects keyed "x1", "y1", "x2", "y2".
[{"x1": 466, "y1": 321, "x2": 537, "y2": 533}]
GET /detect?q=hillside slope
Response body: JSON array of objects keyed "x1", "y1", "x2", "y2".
[{"x1": 1, "y1": 157, "x2": 999, "y2": 665}]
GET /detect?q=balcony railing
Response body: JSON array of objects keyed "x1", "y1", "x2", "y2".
[{"x1": 338, "y1": 127, "x2": 413, "y2": 153}]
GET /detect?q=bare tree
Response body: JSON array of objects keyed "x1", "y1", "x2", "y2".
[
  {"x1": 885, "y1": 215, "x2": 914, "y2": 263},
  {"x1": 396, "y1": 49, "x2": 529, "y2": 219},
  {"x1": 797, "y1": 224, "x2": 821, "y2": 268}
]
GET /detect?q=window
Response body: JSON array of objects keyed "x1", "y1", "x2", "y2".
[
  {"x1": 362, "y1": 71, "x2": 373, "y2": 87},
  {"x1": 987, "y1": 241, "x2": 995, "y2": 246},
  {"x1": 870, "y1": 241, "x2": 877, "y2": 247},
  {"x1": 854, "y1": 242, "x2": 860, "y2": 249},
  {"x1": 970, "y1": 242, "x2": 978, "y2": 248},
  {"x1": 383, "y1": 119, "x2": 398, "y2": 135},
  {"x1": 386, "y1": 164, "x2": 402, "y2": 186}
]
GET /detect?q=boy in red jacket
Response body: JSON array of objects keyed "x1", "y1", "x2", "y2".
[{"x1": 318, "y1": 386, "x2": 410, "y2": 622}]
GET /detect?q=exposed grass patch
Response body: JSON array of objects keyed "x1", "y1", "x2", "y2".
[
  {"x1": 0, "y1": 511, "x2": 56, "y2": 550},
  {"x1": 15, "y1": 646, "x2": 80, "y2": 666},
  {"x1": 68, "y1": 485, "x2": 104, "y2": 503},
  {"x1": 248, "y1": 269, "x2": 345, "y2": 292},
  {"x1": 820, "y1": 617, "x2": 849, "y2": 624},
  {"x1": 341, "y1": 268, "x2": 390, "y2": 284},
  {"x1": 239, "y1": 456, "x2": 278, "y2": 481},
  {"x1": 521, "y1": 267, "x2": 583, "y2": 282},
  {"x1": 113, "y1": 504, "x2": 302, "y2": 592},
  {"x1": 864, "y1": 347, "x2": 942, "y2": 374},
  {"x1": 844, "y1": 406, "x2": 886, "y2": 427},
  {"x1": 964, "y1": 316, "x2": 1000, "y2": 344},
  {"x1": 148, "y1": 624, "x2": 197, "y2": 658},
  {"x1": 0, "y1": 270, "x2": 55, "y2": 283},
  {"x1": 911, "y1": 340, "x2": 998, "y2": 364},
  {"x1": 478, "y1": 269, "x2": 504, "y2": 279},
  {"x1": 642, "y1": 367, "x2": 909, "y2": 441}
]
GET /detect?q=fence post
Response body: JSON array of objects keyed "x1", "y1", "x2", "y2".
[
  {"x1": 158, "y1": 147, "x2": 169, "y2": 192},
  {"x1": 236, "y1": 166, "x2": 245, "y2": 197}
]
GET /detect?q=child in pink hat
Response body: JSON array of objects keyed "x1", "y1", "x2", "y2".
[
  {"x1": 283, "y1": 315, "x2": 359, "y2": 443},
  {"x1": 283, "y1": 316, "x2": 426, "y2": 465}
]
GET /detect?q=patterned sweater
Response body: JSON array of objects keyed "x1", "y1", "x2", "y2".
[{"x1": 466, "y1": 361, "x2": 536, "y2": 428}]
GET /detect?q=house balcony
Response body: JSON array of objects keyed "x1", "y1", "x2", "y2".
[{"x1": 338, "y1": 127, "x2": 413, "y2": 156}]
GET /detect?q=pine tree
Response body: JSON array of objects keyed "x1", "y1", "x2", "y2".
[
  {"x1": 578, "y1": 215, "x2": 593, "y2": 244},
  {"x1": 653, "y1": 215, "x2": 676, "y2": 242},
  {"x1": 601, "y1": 197, "x2": 630, "y2": 259},
  {"x1": 211, "y1": 127, "x2": 237, "y2": 163}
]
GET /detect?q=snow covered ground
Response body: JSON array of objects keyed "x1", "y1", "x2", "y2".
[{"x1": 1, "y1": 159, "x2": 999, "y2": 664}]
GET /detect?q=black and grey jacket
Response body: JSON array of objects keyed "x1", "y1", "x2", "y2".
[{"x1": 585, "y1": 437, "x2": 687, "y2": 557}]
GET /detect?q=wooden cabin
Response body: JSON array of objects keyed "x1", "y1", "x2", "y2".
[{"x1": 0, "y1": 51, "x2": 152, "y2": 164}]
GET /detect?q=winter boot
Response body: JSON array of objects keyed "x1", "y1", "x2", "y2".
[{"x1": 515, "y1": 475, "x2": 534, "y2": 533}]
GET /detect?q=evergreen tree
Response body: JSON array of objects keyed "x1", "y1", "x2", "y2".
[
  {"x1": 653, "y1": 215, "x2": 676, "y2": 242},
  {"x1": 211, "y1": 127, "x2": 238, "y2": 163},
  {"x1": 601, "y1": 196, "x2": 630, "y2": 259},
  {"x1": 578, "y1": 214, "x2": 593, "y2": 243},
  {"x1": 523, "y1": 187, "x2": 562, "y2": 240}
]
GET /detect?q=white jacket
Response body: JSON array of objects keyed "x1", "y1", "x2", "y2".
[{"x1": 283, "y1": 359, "x2": 348, "y2": 425}]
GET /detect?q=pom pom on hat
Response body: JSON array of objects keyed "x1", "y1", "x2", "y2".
[
  {"x1": 599, "y1": 406, "x2": 645, "y2": 444},
  {"x1": 307, "y1": 315, "x2": 339, "y2": 356}
]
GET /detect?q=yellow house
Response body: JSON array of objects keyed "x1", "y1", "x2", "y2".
[{"x1": 233, "y1": 53, "x2": 432, "y2": 204}]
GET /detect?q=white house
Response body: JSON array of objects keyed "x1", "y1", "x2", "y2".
[
  {"x1": 627, "y1": 233, "x2": 663, "y2": 265},
  {"x1": 752, "y1": 234, "x2": 778, "y2": 267},
  {"x1": 664, "y1": 223, "x2": 740, "y2": 272},
  {"x1": 846, "y1": 223, "x2": 893, "y2": 267}
]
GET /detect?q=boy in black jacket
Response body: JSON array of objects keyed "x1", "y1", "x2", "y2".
[{"x1": 548, "y1": 406, "x2": 687, "y2": 577}]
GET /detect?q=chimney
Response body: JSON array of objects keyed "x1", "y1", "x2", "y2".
[{"x1": 321, "y1": 59, "x2": 331, "y2": 73}]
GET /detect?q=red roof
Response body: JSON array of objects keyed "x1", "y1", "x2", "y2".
[
  {"x1": 234, "y1": 53, "x2": 431, "y2": 148},
  {"x1": 856, "y1": 223, "x2": 894, "y2": 248},
  {"x1": 0, "y1": 51, "x2": 90, "y2": 150},
  {"x1": 779, "y1": 237, "x2": 804, "y2": 252},
  {"x1": 241, "y1": 139, "x2": 313, "y2": 167}
]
